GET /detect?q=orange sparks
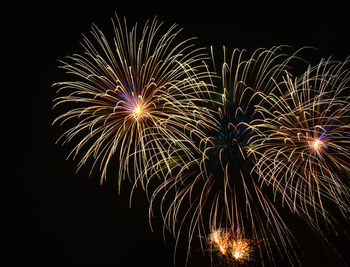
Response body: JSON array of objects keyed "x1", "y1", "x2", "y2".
[
  {"x1": 233, "y1": 250, "x2": 241, "y2": 260},
  {"x1": 230, "y1": 239, "x2": 250, "y2": 262},
  {"x1": 207, "y1": 227, "x2": 254, "y2": 263},
  {"x1": 208, "y1": 229, "x2": 229, "y2": 255}
]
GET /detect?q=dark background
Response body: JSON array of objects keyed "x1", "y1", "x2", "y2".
[{"x1": 7, "y1": 2, "x2": 349, "y2": 267}]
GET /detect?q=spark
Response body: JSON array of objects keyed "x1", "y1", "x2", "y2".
[
  {"x1": 311, "y1": 138, "x2": 323, "y2": 151},
  {"x1": 233, "y1": 250, "x2": 241, "y2": 260},
  {"x1": 208, "y1": 228, "x2": 229, "y2": 255},
  {"x1": 133, "y1": 104, "x2": 143, "y2": 119},
  {"x1": 231, "y1": 239, "x2": 250, "y2": 262},
  {"x1": 312, "y1": 139, "x2": 321, "y2": 149},
  {"x1": 206, "y1": 227, "x2": 254, "y2": 264}
]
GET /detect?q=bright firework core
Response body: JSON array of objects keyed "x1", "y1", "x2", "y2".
[
  {"x1": 231, "y1": 239, "x2": 250, "y2": 261},
  {"x1": 233, "y1": 250, "x2": 241, "y2": 259},
  {"x1": 311, "y1": 138, "x2": 323, "y2": 151},
  {"x1": 133, "y1": 104, "x2": 143, "y2": 119}
]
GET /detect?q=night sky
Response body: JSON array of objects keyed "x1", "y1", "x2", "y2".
[{"x1": 7, "y1": 3, "x2": 349, "y2": 267}]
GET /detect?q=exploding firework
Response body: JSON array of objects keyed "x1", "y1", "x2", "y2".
[
  {"x1": 52, "y1": 15, "x2": 208, "y2": 189},
  {"x1": 253, "y1": 57, "x2": 350, "y2": 226},
  {"x1": 147, "y1": 46, "x2": 303, "y2": 265},
  {"x1": 208, "y1": 228, "x2": 230, "y2": 256},
  {"x1": 206, "y1": 227, "x2": 255, "y2": 265}
]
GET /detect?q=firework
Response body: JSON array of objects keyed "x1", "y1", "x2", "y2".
[
  {"x1": 253, "y1": 57, "x2": 350, "y2": 225},
  {"x1": 147, "y1": 46, "x2": 303, "y2": 265},
  {"x1": 206, "y1": 227, "x2": 255, "y2": 265},
  {"x1": 208, "y1": 228, "x2": 230, "y2": 256},
  {"x1": 52, "y1": 15, "x2": 208, "y2": 189},
  {"x1": 51, "y1": 12, "x2": 349, "y2": 265}
]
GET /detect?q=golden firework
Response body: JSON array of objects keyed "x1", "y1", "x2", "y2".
[
  {"x1": 207, "y1": 227, "x2": 255, "y2": 264},
  {"x1": 253, "y1": 57, "x2": 350, "y2": 225},
  {"x1": 52, "y1": 15, "x2": 208, "y2": 189},
  {"x1": 147, "y1": 46, "x2": 302, "y2": 265}
]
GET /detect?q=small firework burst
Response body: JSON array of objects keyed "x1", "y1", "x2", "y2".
[
  {"x1": 230, "y1": 239, "x2": 251, "y2": 263},
  {"x1": 208, "y1": 228, "x2": 230, "y2": 256},
  {"x1": 206, "y1": 227, "x2": 255, "y2": 265},
  {"x1": 52, "y1": 15, "x2": 207, "y2": 189}
]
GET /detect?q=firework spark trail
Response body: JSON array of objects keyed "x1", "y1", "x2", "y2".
[
  {"x1": 52, "y1": 15, "x2": 209, "y2": 190},
  {"x1": 146, "y1": 46, "x2": 305, "y2": 266},
  {"x1": 253, "y1": 57, "x2": 350, "y2": 227}
]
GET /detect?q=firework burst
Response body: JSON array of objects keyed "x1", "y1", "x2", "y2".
[
  {"x1": 253, "y1": 57, "x2": 350, "y2": 226},
  {"x1": 147, "y1": 46, "x2": 303, "y2": 265},
  {"x1": 206, "y1": 227, "x2": 255, "y2": 265},
  {"x1": 52, "y1": 15, "x2": 208, "y2": 189}
]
